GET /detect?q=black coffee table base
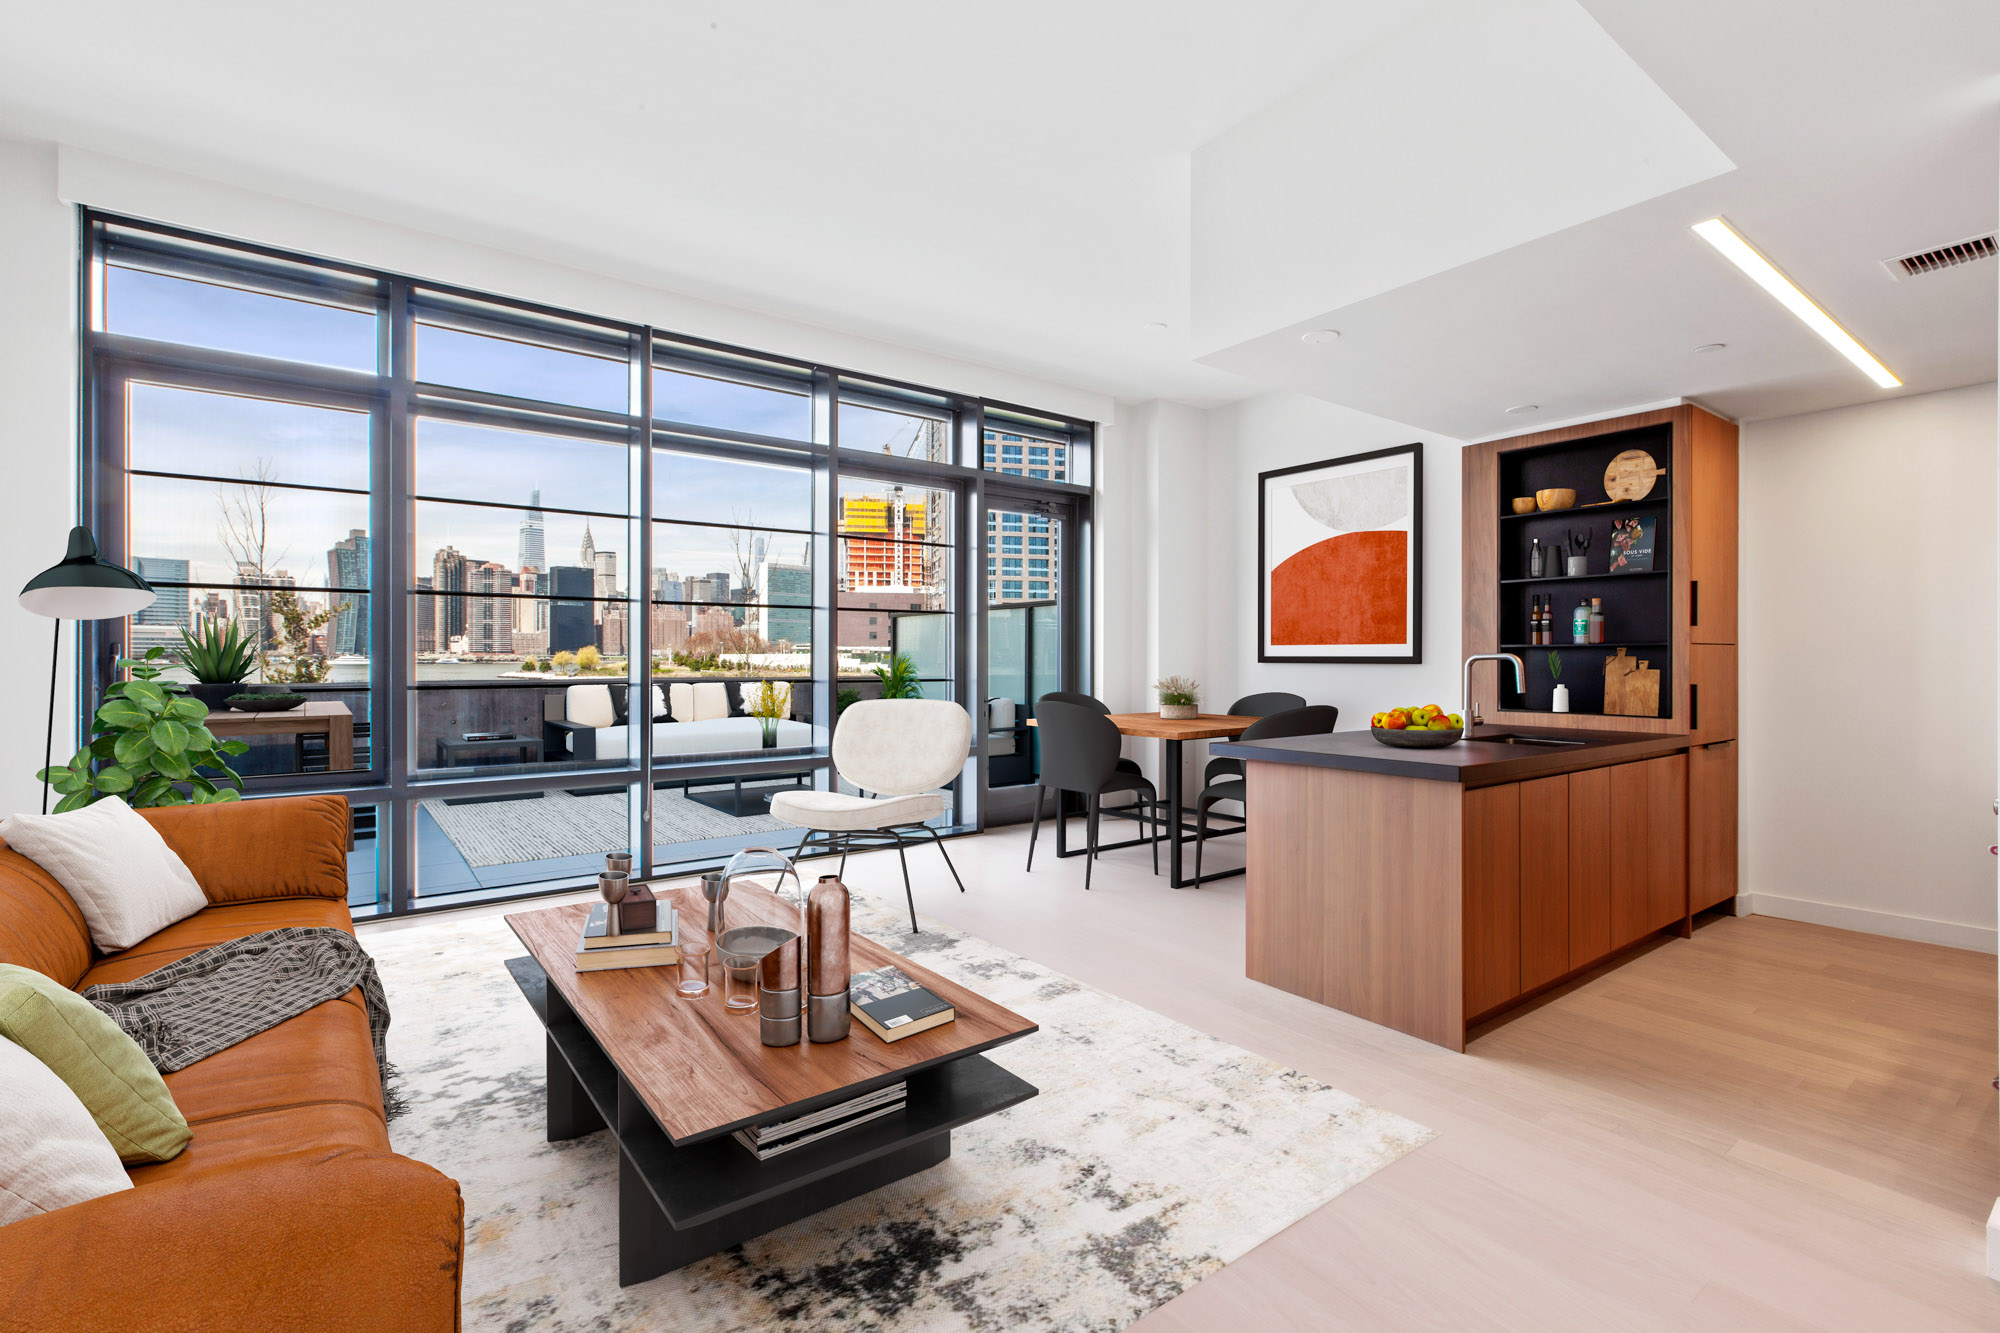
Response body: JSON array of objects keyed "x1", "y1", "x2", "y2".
[{"x1": 507, "y1": 955, "x2": 1037, "y2": 1286}]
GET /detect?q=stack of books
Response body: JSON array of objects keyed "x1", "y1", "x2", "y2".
[
  {"x1": 573, "y1": 903, "x2": 679, "y2": 972},
  {"x1": 732, "y1": 1083, "x2": 908, "y2": 1160},
  {"x1": 850, "y1": 965, "x2": 955, "y2": 1042}
]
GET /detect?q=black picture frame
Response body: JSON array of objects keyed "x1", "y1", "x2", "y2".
[{"x1": 1257, "y1": 441, "x2": 1423, "y2": 664}]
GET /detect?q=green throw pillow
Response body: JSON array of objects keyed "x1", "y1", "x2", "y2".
[{"x1": 0, "y1": 964, "x2": 190, "y2": 1164}]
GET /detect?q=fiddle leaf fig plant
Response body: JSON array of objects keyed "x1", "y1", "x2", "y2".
[{"x1": 37, "y1": 647, "x2": 249, "y2": 812}]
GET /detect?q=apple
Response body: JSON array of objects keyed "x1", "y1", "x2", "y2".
[{"x1": 1380, "y1": 713, "x2": 1408, "y2": 730}]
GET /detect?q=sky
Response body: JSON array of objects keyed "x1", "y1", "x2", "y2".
[{"x1": 114, "y1": 263, "x2": 961, "y2": 608}]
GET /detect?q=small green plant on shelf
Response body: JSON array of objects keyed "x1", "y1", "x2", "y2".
[
  {"x1": 1546, "y1": 651, "x2": 1563, "y2": 681},
  {"x1": 873, "y1": 653, "x2": 923, "y2": 700},
  {"x1": 37, "y1": 647, "x2": 249, "y2": 811}
]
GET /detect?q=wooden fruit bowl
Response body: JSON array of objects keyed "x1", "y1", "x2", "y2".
[
  {"x1": 1535, "y1": 488, "x2": 1577, "y2": 511},
  {"x1": 1371, "y1": 725, "x2": 1464, "y2": 749}
]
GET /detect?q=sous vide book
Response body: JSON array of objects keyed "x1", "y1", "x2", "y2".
[
  {"x1": 1607, "y1": 515, "x2": 1657, "y2": 574},
  {"x1": 849, "y1": 966, "x2": 955, "y2": 1042}
]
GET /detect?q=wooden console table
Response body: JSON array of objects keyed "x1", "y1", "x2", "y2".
[{"x1": 204, "y1": 700, "x2": 354, "y2": 771}]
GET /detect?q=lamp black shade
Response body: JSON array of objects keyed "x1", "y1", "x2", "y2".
[{"x1": 19, "y1": 526, "x2": 156, "y2": 621}]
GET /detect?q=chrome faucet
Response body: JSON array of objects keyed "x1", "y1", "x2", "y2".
[{"x1": 1462, "y1": 653, "x2": 1525, "y2": 735}]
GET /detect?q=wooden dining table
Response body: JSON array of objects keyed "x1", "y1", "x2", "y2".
[{"x1": 1028, "y1": 711, "x2": 1258, "y2": 888}]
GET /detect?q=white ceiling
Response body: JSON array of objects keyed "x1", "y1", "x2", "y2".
[{"x1": 0, "y1": 0, "x2": 1994, "y2": 432}]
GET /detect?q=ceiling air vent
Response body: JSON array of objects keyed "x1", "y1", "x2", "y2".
[{"x1": 1882, "y1": 233, "x2": 1996, "y2": 279}]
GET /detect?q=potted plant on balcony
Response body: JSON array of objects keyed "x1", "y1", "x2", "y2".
[
  {"x1": 1156, "y1": 675, "x2": 1200, "y2": 720},
  {"x1": 873, "y1": 653, "x2": 922, "y2": 700},
  {"x1": 176, "y1": 617, "x2": 256, "y2": 711},
  {"x1": 746, "y1": 679, "x2": 788, "y2": 748}
]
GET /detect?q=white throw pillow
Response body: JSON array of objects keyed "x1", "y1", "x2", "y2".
[
  {"x1": 566, "y1": 684, "x2": 616, "y2": 729},
  {"x1": 0, "y1": 798, "x2": 207, "y2": 952},
  {"x1": 0, "y1": 1037, "x2": 133, "y2": 1226},
  {"x1": 668, "y1": 683, "x2": 695, "y2": 723},
  {"x1": 692, "y1": 682, "x2": 730, "y2": 722}
]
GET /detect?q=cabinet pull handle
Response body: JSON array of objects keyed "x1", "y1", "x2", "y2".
[
  {"x1": 1690, "y1": 683, "x2": 1699, "y2": 734},
  {"x1": 1690, "y1": 579, "x2": 1700, "y2": 628}
]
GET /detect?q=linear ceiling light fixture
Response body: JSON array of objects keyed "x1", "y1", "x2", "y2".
[{"x1": 1691, "y1": 218, "x2": 1900, "y2": 388}]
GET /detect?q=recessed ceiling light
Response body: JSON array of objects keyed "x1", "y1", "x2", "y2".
[
  {"x1": 1505, "y1": 404, "x2": 1539, "y2": 414},
  {"x1": 1693, "y1": 343, "x2": 1727, "y2": 354},
  {"x1": 1142, "y1": 321, "x2": 1169, "y2": 333},
  {"x1": 1299, "y1": 329, "x2": 1341, "y2": 345},
  {"x1": 1691, "y1": 218, "x2": 1899, "y2": 388}
]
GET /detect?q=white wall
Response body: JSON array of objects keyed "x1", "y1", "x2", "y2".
[
  {"x1": 1740, "y1": 382, "x2": 1999, "y2": 952},
  {"x1": 0, "y1": 140, "x2": 80, "y2": 817},
  {"x1": 1201, "y1": 392, "x2": 1467, "y2": 724}
]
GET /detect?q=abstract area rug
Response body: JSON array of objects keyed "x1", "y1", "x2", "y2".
[
  {"x1": 362, "y1": 890, "x2": 1433, "y2": 1332},
  {"x1": 420, "y1": 788, "x2": 793, "y2": 865}
]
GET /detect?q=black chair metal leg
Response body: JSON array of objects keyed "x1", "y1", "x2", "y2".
[
  {"x1": 1026, "y1": 783, "x2": 1044, "y2": 871},
  {"x1": 894, "y1": 834, "x2": 918, "y2": 933},
  {"x1": 1193, "y1": 796, "x2": 1206, "y2": 883},
  {"x1": 925, "y1": 826, "x2": 966, "y2": 893},
  {"x1": 1148, "y1": 787, "x2": 1160, "y2": 876},
  {"x1": 1085, "y1": 792, "x2": 1099, "y2": 892}
]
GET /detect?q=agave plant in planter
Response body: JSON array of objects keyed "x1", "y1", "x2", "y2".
[
  {"x1": 176, "y1": 617, "x2": 257, "y2": 710},
  {"x1": 37, "y1": 647, "x2": 249, "y2": 812}
]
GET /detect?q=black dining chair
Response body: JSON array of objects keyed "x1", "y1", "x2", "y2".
[
  {"x1": 1199, "y1": 692, "x2": 1312, "y2": 794},
  {"x1": 1027, "y1": 700, "x2": 1159, "y2": 889},
  {"x1": 1037, "y1": 691, "x2": 1144, "y2": 775},
  {"x1": 1191, "y1": 705, "x2": 1339, "y2": 881}
]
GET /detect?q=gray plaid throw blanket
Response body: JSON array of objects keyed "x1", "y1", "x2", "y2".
[{"x1": 82, "y1": 926, "x2": 403, "y2": 1117}]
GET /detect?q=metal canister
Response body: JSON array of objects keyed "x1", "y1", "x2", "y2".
[
  {"x1": 759, "y1": 935, "x2": 802, "y2": 1046},
  {"x1": 805, "y1": 875, "x2": 851, "y2": 1042}
]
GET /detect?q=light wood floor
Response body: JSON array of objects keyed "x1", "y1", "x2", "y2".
[{"x1": 365, "y1": 822, "x2": 2000, "y2": 1331}]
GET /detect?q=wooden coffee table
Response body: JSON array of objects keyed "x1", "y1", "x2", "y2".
[{"x1": 505, "y1": 882, "x2": 1038, "y2": 1285}]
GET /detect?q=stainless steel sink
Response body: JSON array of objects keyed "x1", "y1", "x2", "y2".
[{"x1": 1469, "y1": 732, "x2": 1588, "y2": 747}]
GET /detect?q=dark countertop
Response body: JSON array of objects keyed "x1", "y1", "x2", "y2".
[{"x1": 1212, "y1": 725, "x2": 1692, "y2": 786}]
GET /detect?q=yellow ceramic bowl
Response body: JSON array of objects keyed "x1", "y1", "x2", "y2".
[
  {"x1": 1535, "y1": 488, "x2": 1577, "y2": 511},
  {"x1": 1510, "y1": 497, "x2": 1538, "y2": 514}
]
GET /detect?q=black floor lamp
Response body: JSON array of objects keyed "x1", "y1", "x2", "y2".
[{"x1": 18, "y1": 526, "x2": 156, "y2": 814}]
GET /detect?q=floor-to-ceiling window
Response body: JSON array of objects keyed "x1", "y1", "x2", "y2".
[{"x1": 79, "y1": 212, "x2": 1094, "y2": 916}]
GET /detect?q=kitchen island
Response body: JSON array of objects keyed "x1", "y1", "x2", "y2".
[{"x1": 1211, "y1": 726, "x2": 1697, "y2": 1051}]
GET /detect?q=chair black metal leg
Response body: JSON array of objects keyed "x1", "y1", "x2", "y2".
[
  {"x1": 925, "y1": 827, "x2": 965, "y2": 893},
  {"x1": 1085, "y1": 793, "x2": 1099, "y2": 892},
  {"x1": 1026, "y1": 784, "x2": 1044, "y2": 871},
  {"x1": 894, "y1": 835, "x2": 918, "y2": 933},
  {"x1": 1193, "y1": 797, "x2": 1206, "y2": 883},
  {"x1": 838, "y1": 838, "x2": 848, "y2": 880},
  {"x1": 1148, "y1": 789, "x2": 1160, "y2": 876}
]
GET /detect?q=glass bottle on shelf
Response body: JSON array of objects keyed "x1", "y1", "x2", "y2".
[
  {"x1": 1530, "y1": 537, "x2": 1545, "y2": 579},
  {"x1": 1588, "y1": 597, "x2": 1605, "y2": 645},
  {"x1": 1572, "y1": 597, "x2": 1591, "y2": 644}
]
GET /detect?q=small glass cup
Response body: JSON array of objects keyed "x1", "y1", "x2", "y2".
[
  {"x1": 721, "y1": 953, "x2": 760, "y2": 1014},
  {"x1": 676, "y1": 936, "x2": 710, "y2": 998}
]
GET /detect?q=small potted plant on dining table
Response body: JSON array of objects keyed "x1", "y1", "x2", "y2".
[{"x1": 1155, "y1": 675, "x2": 1200, "y2": 721}]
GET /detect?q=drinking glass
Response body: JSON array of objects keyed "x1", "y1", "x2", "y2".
[
  {"x1": 721, "y1": 953, "x2": 760, "y2": 1013},
  {"x1": 676, "y1": 935, "x2": 710, "y2": 998}
]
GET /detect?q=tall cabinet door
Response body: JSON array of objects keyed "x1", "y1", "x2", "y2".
[
  {"x1": 1689, "y1": 740, "x2": 1738, "y2": 912},
  {"x1": 1567, "y1": 766, "x2": 1612, "y2": 968},
  {"x1": 1518, "y1": 776, "x2": 1571, "y2": 992},
  {"x1": 1689, "y1": 409, "x2": 1738, "y2": 646},
  {"x1": 1608, "y1": 754, "x2": 1689, "y2": 946},
  {"x1": 1463, "y1": 783, "x2": 1521, "y2": 1018}
]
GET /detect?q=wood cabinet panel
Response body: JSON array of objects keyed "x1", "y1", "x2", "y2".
[
  {"x1": 1463, "y1": 783, "x2": 1521, "y2": 1018},
  {"x1": 1689, "y1": 409, "x2": 1739, "y2": 645},
  {"x1": 1518, "y1": 775, "x2": 1570, "y2": 992},
  {"x1": 1688, "y1": 643, "x2": 1737, "y2": 744},
  {"x1": 1689, "y1": 741, "x2": 1738, "y2": 913},
  {"x1": 1648, "y1": 753, "x2": 1689, "y2": 932},
  {"x1": 1608, "y1": 755, "x2": 1688, "y2": 946},
  {"x1": 1568, "y1": 765, "x2": 1612, "y2": 968}
]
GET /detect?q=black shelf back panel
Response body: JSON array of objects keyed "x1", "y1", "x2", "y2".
[{"x1": 1496, "y1": 421, "x2": 1676, "y2": 721}]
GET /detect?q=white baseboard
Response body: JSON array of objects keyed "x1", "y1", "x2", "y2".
[
  {"x1": 1739, "y1": 892, "x2": 1998, "y2": 955},
  {"x1": 1988, "y1": 1199, "x2": 2000, "y2": 1281}
]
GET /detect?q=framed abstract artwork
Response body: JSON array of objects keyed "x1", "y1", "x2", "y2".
[{"x1": 1258, "y1": 442, "x2": 1423, "y2": 663}]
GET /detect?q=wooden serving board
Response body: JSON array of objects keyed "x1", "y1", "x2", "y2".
[
  {"x1": 1603, "y1": 648, "x2": 1660, "y2": 717},
  {"x1": 1604, "y1": 449, "x2": 1665, "y2": 501}
]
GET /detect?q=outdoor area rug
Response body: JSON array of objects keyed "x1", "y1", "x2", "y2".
[
  {"x1": 420, "y1": 788, "x2": 794, "y2": 865},
  {"x1": 362, "y1": 888, "x2": 1434, "y2": 1332}
]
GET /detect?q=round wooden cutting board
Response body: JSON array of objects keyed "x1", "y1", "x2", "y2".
[{"x1": 1604, "y1": 449, "x2": 1665, "y2": 501}]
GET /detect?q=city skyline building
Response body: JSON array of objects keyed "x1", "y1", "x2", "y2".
[
  {"x1": 326, "y1": 529, "x2": 369, "y2": 657},
  {"x1": 517, "y1": 486, "x2": 545, "y2": 575},
  {"x1": 131, "y1": 557, "x2": 190, "y2": 653}
]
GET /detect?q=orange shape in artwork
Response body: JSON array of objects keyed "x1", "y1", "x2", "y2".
[{"x1": 1271, "y1": 530, "x2": 1407, "y2": 646}]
